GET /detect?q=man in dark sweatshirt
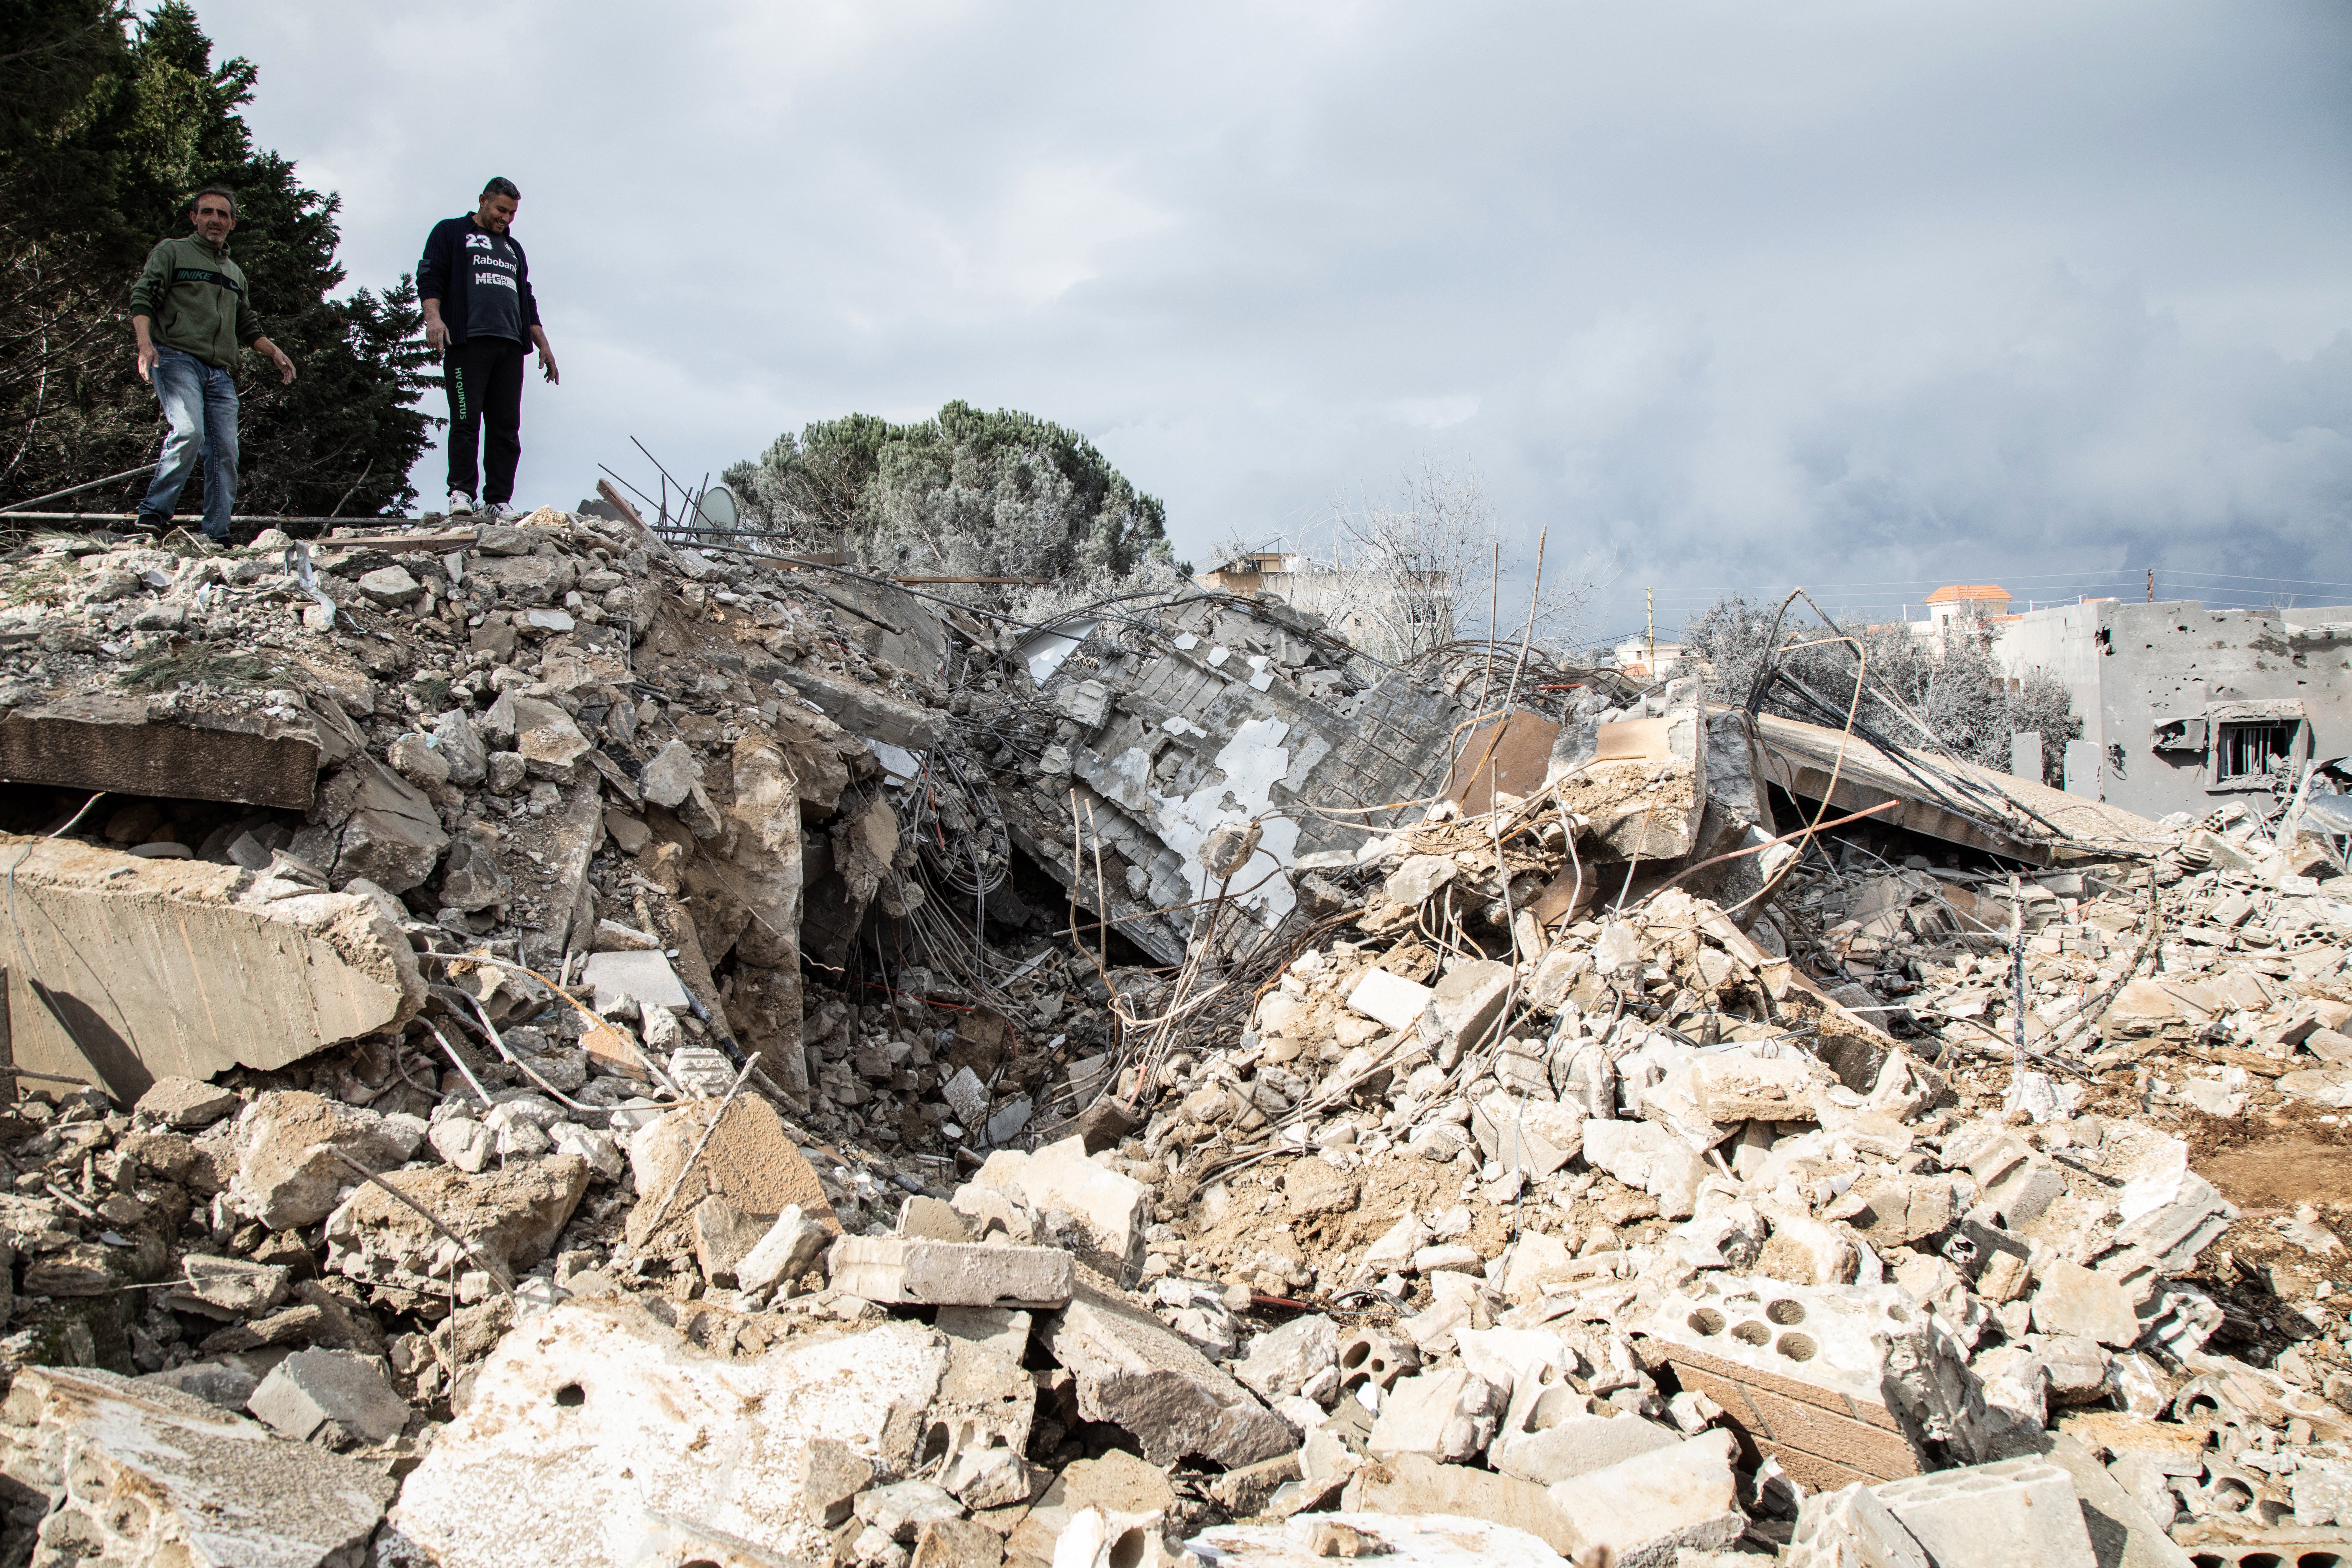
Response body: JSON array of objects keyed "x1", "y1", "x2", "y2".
[
  {"x1": 128, "y1": 184, "x2": 298, "y2": 540},
  {"x1": 418, "y1": 177, "x2": 559, "y2": 519}
]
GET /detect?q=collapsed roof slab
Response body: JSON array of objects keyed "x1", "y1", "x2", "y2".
[
  {"x1": 0, "y1": 689, "x2": 351, "y2": 811},
  {"x1": 0, "y1": 835, "x2": 424, "y2": 1100},
  {"x1": 1751, "y1": 711, "x2": 2168, "y2": 865}
]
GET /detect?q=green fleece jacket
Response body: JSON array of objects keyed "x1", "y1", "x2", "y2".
[{"x1": 128, "y1": 234, "x2": 264, "y2": 370}]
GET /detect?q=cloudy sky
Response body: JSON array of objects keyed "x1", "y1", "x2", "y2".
[{"x1": 191, "y1": 0, "x2": 2352, "y2": 642}]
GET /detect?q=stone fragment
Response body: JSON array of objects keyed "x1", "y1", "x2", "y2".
[
  {"x1": 387, "y1": 730, "x2": 450, "y2": 787},
  {"x1": 324, "y1": 1156, "x2": 591, "y2": 1293},
  {"x1": 1545, "y1": 1429, "x2": 1745, "y2": 1568},
  {"x1": 357, "y1": 564, "x2": 423, "y2": 605},
  {"x1": 972, "y1": 1135, "x2": 1150, "y2": 1286},
  {"x1": 2033, "y1": 1259, "x2": 2142, "y2": 1348},
  {"x1": 1043, "y1": 1285, "x2": 1294, "y2": 1469},
  {"x1": 828, "y1": 1237, "x2": 1076, "y2": 1308},
  {"x1": 1580, "y1": 1119, "x2": 1706, "y2": 1219},
  {"x1": 736, "y1": 1204, "x2": 831, "y2": 1297},
  {"x1": 1425, "y1": 960, "x2": 1512, "y2": 1065},
  {"x1": 779, "y1": 664, "x2": 948, "y2": 749},
  {"x1": 582, "y1": 948, "x2": 692, "y2": 1016},
  {"x1": 1004, "y1": 1450, "x2": 1175, "y2": 1566},
  {"x1": 1490, "y1": 1411, "x2": 1681, "y2": 1487},
  {"x1": 225, "y1": 1090, "x2": 427, "y2": 1231},
  {"x1": 1470, "y1": 1093, "x2": 1585, "y2": 1176},
  {"x1": 1872, "y1": 1456, "x2": 2098, "y2": 1568},
  {"x1": 1235, "y1": 1314, "x2": 1340, "y2": 1403},
  {"x1": 1788, "y1": 1481, "x2": 1932, "y2": 1568},
  {"x1": 428, "y1": 1116, "x2": 492, "y2": 1173},
  {"x1": 0, "y1": 836, "x2": 423, "y2": 1098},
  {"x1": 0, "y1": 1366, "x2": 397, "y2": 1567},
  {"x1": 1367, "y1": 1368, "x2": 1506, "y2": 1464},
  {"x1": 292, "y1": 753, "x2": 450, "y2": 893},
  {"x1": 1346, "y1": 968, "x2": 1435, "y2": 1033},
  {"x1": 136, "y1": 1075, "x2": 240, "y2": 1130},
  {"x1": 174, "y1": 1255, "x2": 291, "y2": 1317},
  {"x1": 622, "y1": 1096, "x2": 838, "y2": 1250},
  {"x1": 246, "y1": 1347, "x2": 412, "y2": 1445},
  {"x1": 385, "y1": 1302, "x2": 949, "y2": 1566},
  {"x1": 804, "y1": 1436, "x2": 874, "y2": 1526},
  {"x1": 856, "y1": 1478, "x2": 963, "y2": 1541},
  {"x1": 689, "y1": 1194, "x2": 771, "y2": 1286},
  {"x1": 913, "y1": 1519, "x2": 1005, "y2": 1568}
]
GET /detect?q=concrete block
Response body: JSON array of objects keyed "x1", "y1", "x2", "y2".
[
  {"x1": 1235, "y1": 1313, "x2": 1339, "y2": 1402},
  {"x1": 1545, "y1": 1428, "x2": 1746, "y2": 1568},
  {"x1": 1787, "y1": 1481, "x2": 1931, "y2": 1568},
  {"x1": 690, "y1": 1193, "x2": 771, "y2": 1286},
  {"x1": 973, "y1": 1135, "x2": 1150, "y2": 1286},
  {"x1": 856, "y1": 1478, "x2": 964, "y2": 1541},
  {"x1": 1336, "y1": 1328, "x2": 1420, "y2": 1392},
  {"x1": 1455, "y1": 1325, "x2": 1578, "y2": 1440},
  {"x1": 1367, "y1": 1367, "x2": 1505, "y2": 1464},
  {"x1": 387, "y1": 1303, "x2": 949, "y2": 1564},
  {"x1": 0, "y1": 688, "x2": 329, "y2": 808},
  {"x1": 1968, "y1": 1133, "x2": 2065, "y2": 1227},
  {"x1": 2032, "y1": 1259, "x2": 2142, "y2": 1347},
  {"x1": 1043, "y1": 1285, "x2": 1294, "y2": 1469},
  {"x1": 247, "y1": 1348, "x2": 412, "y2": 1445},
  {"x1": 1873, "y1": 1456, "x2": 2097, "y2": 1568},
  {"x1": 779, "y1": 664, "x2": 948, "y2": 749},
  {"x1": 733, "y1": 1205, "x2": 834, "y2": 1298},
  {"x1": 2037, "y1": 1432, "x2": 2196, "y2": 1568},
  {"x1": 1208, "y1": 1451, "x2": 1302, "y2": 1518},
  {"x1": 582, "y1": 948, "x2": 692, "y2": 1016},
  {"x1": 1005, "y1": 1449, "x2": 1175, "y2": 1565},
  {"x1": 1341, "y1": 1453, "x2": 1581, "y2": 1556},
  {"x1": 323, "y1": 1155, "x2": 592, "y2": 1295},
  {"x1": 0, "y1": 1366, "x2": 397, "y2": 1565},
  {"x1": 0, "y1": 837, "x2": 423, "y2": 1099},
  {"x1": 1490, "y1": 1409, "x2": 1680, "y2": 1485},
  {"x1": 828, "y1": 1236, "x2": 1075, "y2": 1308},
  {"x1": 173, "y1": 1255, "x2": 291, "y2": 1317},
  {"x1": 900, "y1": 1193, "x2": 975, "y2": 1240},
  {"x1": 1644, "y1": 1277, "x2": 1981, "y2": 1490},
  {"x1": 1346, "y1": 967, "x2": 1435, "y2": 1033}
]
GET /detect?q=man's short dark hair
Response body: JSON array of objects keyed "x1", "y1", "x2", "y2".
[
  {"x1": 190, "y1": 184, "x2": 237, "y2": 216},
  {"x1": 481, "y1": 177, "x2": 520, "y2": 201}
]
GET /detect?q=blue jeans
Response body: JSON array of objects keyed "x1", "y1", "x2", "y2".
[{"x1": 137, "y1": 346, "x2": 240, "y2": 538}]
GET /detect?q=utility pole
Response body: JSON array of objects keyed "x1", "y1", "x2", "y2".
[
  {"x1": 2147, "y1": 568, "x2": 2155, "y2": 603},
  {"x1": 1646, "y1": 589, "x2": 1655, "y2": 673}
]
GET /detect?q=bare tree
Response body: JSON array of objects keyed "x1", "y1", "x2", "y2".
[{"x1": 1295, "y1": 457, "x2": 1597, "y2": 661}]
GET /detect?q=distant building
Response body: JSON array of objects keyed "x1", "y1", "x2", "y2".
[
  {"x1": 1195, "y1": 552, "x2": 1305, "y2": 595},
  {"x1": 1922, "y1": 584, "x2": 2013, "y2": 626},
  {"x1": 1988, "y1": 600, "x2": 2352, "y2": 816}
]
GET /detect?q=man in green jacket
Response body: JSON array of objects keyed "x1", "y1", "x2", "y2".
[{"x1": 128, "y1": 184, "x2": 296, "y2": 541}]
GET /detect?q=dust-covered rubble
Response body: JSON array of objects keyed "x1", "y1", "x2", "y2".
[{"x1": 1, "y1": 505, "x2": 2351, "y2": 1564}]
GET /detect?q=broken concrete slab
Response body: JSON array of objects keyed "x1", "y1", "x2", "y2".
[
  {"x1": 1489, "y1": 1409, "x2": 1681, "y2": 1486},
  {"x1": 972, "y1": 1135, "x2": 1149, "y2": 1286},
  {"x1": 0, "y1": 688, "x2": 331, "y2": 809},
  {"x1": 1544, "y1": 1428, "x2": 1745, "y2": 1568},
  {"x1": 289, "y1": 752, "x2": 449, "y2": 893},
  {"x1": 133, "y1": 1075, "x2": 241, "y2": 1130},
  {"x1": 622, "y1": 1096, "x2": 839, "y2": 1251},
  {"x1": 1788, "y1": 1481, "x2": 1932, "y2": 1568},
  {"x1": 384, "y1": 1301, "x2": 950, "y2": 1566},
  {"x1": 1234, "y1": 1314, "x2": 1340, "y2": 1403},
  {"x1": 1005, "y1": 1449, "x2": 1176, "y2": 1566},
  {"x1": 581, "y1": 948, "x2": 692, "y2": 1017},
  {"x1": 1873, "y1": 1456, "x2": 2098, "y2": 1568},
  {"x1": 779, "y1": 664, "x2": 948, "y2": 749},
  {"x1": 1346, "y1": 968, "x2": 1436, "y2": 1033},
  {"x1": 245, "y1": 1347, "x2": 411, "y2": 1446},
  {"x1": 735, "y1": 1204, "x2": 831, "y2": 1298},
  {"x1": 827, "y1": 1237, "x2": 1075, "y2": 1308},
  {"x1": 0, "y1": 1365, "x2": 397, "y2": 1567},
  {"x1": 2033, "y1": 1259, "x2": 2144, "y2": 1348},
  {"x1": 1042, "y1": 1285, "x2": 1294, "y2": 1469},
  {"x1": 1367, "y1": 1368, "x2": 1506, "y2": 1465},
  {"x1": 1579, "y1": 1119, "x2": 1705, "y2": 1219},
  {"x1": 0, "y1": 837, "x2": 424, "y2": 1100},
  {"x1": 1341, "y1": 1453, "x2": 1580, "y2": 1557}
]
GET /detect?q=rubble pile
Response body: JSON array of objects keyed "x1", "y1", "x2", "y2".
[{"x1": 0, "y1": 507, "x2": 2344, "y2": 1566}]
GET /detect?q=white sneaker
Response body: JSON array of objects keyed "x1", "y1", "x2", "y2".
[{"x1": 446, "y1": 491, "x2": 475, "y2": 516}]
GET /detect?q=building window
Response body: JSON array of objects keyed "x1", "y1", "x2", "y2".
[{"x1": 2214, "y1": 720, "x2": 2299, "y2": 783}]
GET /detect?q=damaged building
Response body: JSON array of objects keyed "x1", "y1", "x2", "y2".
[{"x1": 0, "y1": 504, "x2": 2343, "y2": 1568}]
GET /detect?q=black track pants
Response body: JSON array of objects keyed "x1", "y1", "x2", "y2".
[{"x1": 444, "y1": 337, "x2": 525, "y2": 504}]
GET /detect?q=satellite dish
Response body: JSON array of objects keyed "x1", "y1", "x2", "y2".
[{"x1": 694, "y1": 484, "x2": 739, "y2": 535}]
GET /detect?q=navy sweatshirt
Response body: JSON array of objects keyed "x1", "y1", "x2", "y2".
[{"x1": 418, "y1": 216, "x2": 542, "y2": 346}]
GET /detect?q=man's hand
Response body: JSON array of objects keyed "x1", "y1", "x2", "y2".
[
  {"x1": 136, "y1": 339, "x2": 158, "y2": 384},
  {"x1": 271, "y1": 345, "x2": 296, "y2": 385},
  {"x1": 538, "y1": 342, "x2": 560, "y2": 385},
  {"x1": 424, "y1": 316, "x2": 447, "y2": 354}
]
